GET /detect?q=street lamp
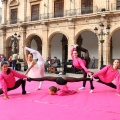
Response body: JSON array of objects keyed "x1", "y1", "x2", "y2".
[
  {"x1": 11, "y1": 33, "x2": 21, "y2": 54},
  {"x1": 94, "y1": 23, "x2": 110, "y2": 69}
]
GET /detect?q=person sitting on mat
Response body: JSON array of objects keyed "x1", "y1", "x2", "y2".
[
  {"x1": 0, "y1": 62, "x2": 27, "y2": 100},
  {"x1": 26, "y1": 76, "x2": 93, "y2": 95},
  {"x1": 90, "y1": 59, "x2": 120, "y2": 96}
]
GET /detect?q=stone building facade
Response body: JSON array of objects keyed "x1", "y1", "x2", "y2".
[{"x1": 0, "y1": 0, "x2": 120, "y2": 68}]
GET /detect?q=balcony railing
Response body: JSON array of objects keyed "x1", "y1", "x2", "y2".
[
  {"x1": 26, "y1": 6, "x2": 98, "y2": 22},
  {"x1": 111, "y1": 3, "x2": 120, "y2": 11},
  {"x1": 5, "y1": 6, "x2": 98, "y2": 24},
  {"x1": 6, "y1": 19, "x2": 20, "y2": 25}
]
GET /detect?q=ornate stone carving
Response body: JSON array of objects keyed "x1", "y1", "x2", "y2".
[{"x1": 9, "y1": 0, "x2": 19, "y2": 7}]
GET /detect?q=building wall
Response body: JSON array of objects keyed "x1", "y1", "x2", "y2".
[{"x1": 0, "y1": 0, "x2": 120, "y2": 68}]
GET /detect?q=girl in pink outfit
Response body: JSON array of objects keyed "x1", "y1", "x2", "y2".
[
  {"x1": 91, "y1": 59, "x2": 120, "y2": 96},
  {"x1": 49, "y1": 85, "x2": 77, "y2": 96},
  {"x1": 23, "y1": 46, "x2": 44, "y2": 90},
  {"x1": 70, "y1": 44, "x2": 94, "y2": 93},
  {"x1": 0, "y1": 62, "x2": 27, "y2": 99},
  {"x1": 26, "y1": 76, "x2": 93, "y2": 96}
]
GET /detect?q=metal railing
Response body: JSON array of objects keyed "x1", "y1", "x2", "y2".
[
  {"x1": 5, "y1": 6, "x2": 98, "y2": 24},
  {"x1": 111, "y1": 3, "x2": 120, "y2": 11},
  {"x1": 6, "y1": 19, "x2": 20, "y2": 25}
]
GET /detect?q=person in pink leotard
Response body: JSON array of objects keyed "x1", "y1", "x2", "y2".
[
  {"x1": 91, "y1": 59, "x2": 120, "y2": 96},
  {"x1": 0, "y1": 62, "x2": 27, "y2": 99},
  {"x1": 70, "y1": 44, "x2": 94, "y2": 93},
  {"x1": 23, "y1": 46, "x2": 44, "y2": 90}
]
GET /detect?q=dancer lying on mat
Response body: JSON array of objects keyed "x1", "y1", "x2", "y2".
[
  {"x1": 26, "y1": 76, "x2": 92, "y2": 96},
  {"x1": 0, "y1": 62, "x2": 27, "y2": 99},
  {"x1": 70, "y1": 44, "x2": 94, "y2": 93},
  {"x1": 91, "y1": 59, "x2": 120, "y2": 96},
  {"x1": 23, "y1": 46, "x2": 44, "y2": 90}
]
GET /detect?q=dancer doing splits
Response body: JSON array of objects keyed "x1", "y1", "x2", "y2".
[
  {"x1": 91, "y1": 59, "x2": 120, "y2": 96},
  {"x1": 26, "y1": 76, "x2": 93, "y2": 96},
  {"x1": 0, "y1": 62, "x2": 27, "y2": 99},
  {"x1": 70, "y1": 44, "x2": 94, "y2": 93},
  {"x1": 23, "y1": 46, "x2": 44, "y2": 90}
]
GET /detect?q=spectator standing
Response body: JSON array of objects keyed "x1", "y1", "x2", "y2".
[{"x1": 12, "y1": 53, "x2": 18, "y2": 70}]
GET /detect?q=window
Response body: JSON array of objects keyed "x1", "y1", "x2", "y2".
[
  {"x1": 81, "y1": 0, "x2": 93, "y2": 14},
  {"x1": 54, "y1": 0, "x2": 64, "y2": 17},
  {"x1": 10, "y1": 9, "x2": 18, "y2": 24},
  {"x1": 31, "y1": 4, "x2": 39, "y2": 21},
  {"x1": 116, "y1": 0, "x2": 120, "y2": 10}
]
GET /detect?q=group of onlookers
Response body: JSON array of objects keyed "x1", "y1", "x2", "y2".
[{"x1": 44, "y1": 56, "x2": 61, "y2": 73}]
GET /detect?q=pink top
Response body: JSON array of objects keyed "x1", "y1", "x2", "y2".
[
  {"x1": 92, "y1": 65, "x2": 119, "y2": 83},
  {"x1": 92, "y1": 65, "x2": 120, "y2": 94},
  {"x1": 56, "y1": 85, "x2": 77, "y2": 96},
  {"x1": 0, "y1": 68, "x2": 27, "y2": 96},
  {"x1": 70, "y1": 48, "x2": 90, "y2": 73}
]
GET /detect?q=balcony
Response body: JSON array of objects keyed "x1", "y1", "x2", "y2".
[
  {"x1": 4, "y1": 6, "x2": 98, "y2": 25},
  {"x1": 26, "y1": 6, "x2": 98, "y2": 22},
  {"x1": 6, "y1": 19, "x2": 19, "y2": 25},
  {"x1": 111, "y1": 3, "x2": 120, "y2": 11}
]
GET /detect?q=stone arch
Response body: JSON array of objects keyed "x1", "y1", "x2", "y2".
[
  {"x1": 5, "y1": 36, "x2": 19, "y2": 59},
  {"x1": 108, "y1": 25, "x2": 120, "y2": 63},
  {"x1": 108, "y1": 25, "x2": 120, "y2": 42},
  {"x1": 48, "y1": 31, "x2": 69, "y2": 62},
  {"x1": 75, "y1": 29, "x2": 98, "y2": 43},
  {"x1": 25, "y1": 34, "x2": 43, "y2": 56},
  {"x1": 48, "y1": 31, "x2": 69, "y2": 45},
  {"x1": 75, "y1": 29, "x2": 99, "y2": 68},
  {"x1": 9, "y1": 0, "x2": 19, "y2": 6}
]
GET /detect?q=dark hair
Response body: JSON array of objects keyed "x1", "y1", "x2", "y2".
[
  {"x1": 1, "y1": 61, "x2": 10, "y2": 74},
  {"x1": 28, "y1": 53, "x2": 33, "y2": 58},
  {"x1": 54, "y1": 56, "x2": 57, "y2": 59},
  {"x1": 49, "y1": 86, "x2": 58, "y2": 93}
]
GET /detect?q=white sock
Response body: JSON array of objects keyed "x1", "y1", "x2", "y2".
[
  {"x1": 93, "y1": 77, "x2": 99, "y2": 81},
  {"x1": 38, "y1": 82, "x2": 43, "y2": 89},
  {"x1": 89, "y1": 89, "x2": 94, "y2": 93},
  {"x1": 79, "y1": 87, "x2": 85, "y2": 90}
]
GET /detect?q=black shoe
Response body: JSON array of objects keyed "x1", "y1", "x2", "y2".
[
  {"x1": 27, "y1": 78, "x2": 32, "y2": 82},
  {"x1": 22, "y1": 91, "x2": 26, "y2": 94}
]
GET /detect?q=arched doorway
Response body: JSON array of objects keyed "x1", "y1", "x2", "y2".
[
  {"x1": 50, "y1": 33, "x2": 68, "y2": 62},
  {"x1": 110, "y1": 29, "x2": 120, "y2": 63},
  {"x1": 76, "y1": 31, "x2": 98, "y2": 68},
  {"x1": 26, "y1": 35, "x2": 42, "y2": 59},
  {"x1": 5, "y1": 36, "x2": 19, "y2": 59}
]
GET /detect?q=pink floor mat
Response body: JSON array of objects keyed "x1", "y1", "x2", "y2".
[{"x1": 0, "y1": 81, "x2": 120, "y2": 120}]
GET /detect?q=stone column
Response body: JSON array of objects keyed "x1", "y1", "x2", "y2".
[
  {"x1": 1, "y1": 0, "x2": 7, "y2": 24},
  {"x1": 42, "y1": 23, "x2": 49, "y2": 61},
  {"x1": 67, "y1": 19, "x2": 75, "y2": 60},
  {"x1": 104, "y1": 35, "x2": 111, "y2": 65},
  {"x1": 19, "y1": 24, "x2": 26, "y2": 59},
  {"x1": 0, "y1": 28, "x2": 6, "y2": 56}
]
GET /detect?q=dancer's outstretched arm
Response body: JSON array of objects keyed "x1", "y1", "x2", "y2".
[
  {"x1": 27, "y1": 76, "x2": 92, "y2": 82},
  {"x1": 24, "y1": 47, "x2": 44, "y2": 62}
]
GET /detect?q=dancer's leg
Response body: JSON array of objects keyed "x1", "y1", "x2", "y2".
[
  {"x1": 27, "y1": 76, "x2": 58, "y2": 82},
  {"x1": 27, "y1": 76, "x2": 92, "y2": 82},
  {"x1": 0, "y1": 79, "x2": 26, "y2": 95},
  {"x1": 8, "y1": 79, "x2": 27, "y2": 94},
  {"x1": 95, "y1": 77, "x2": 116, "y2": 89},
  {"x1": 0, "y1": 89, "x2": 4, "y2": 95},
  {"x1": 81, "y1": 69, "x2": 87, "y2": 88}
]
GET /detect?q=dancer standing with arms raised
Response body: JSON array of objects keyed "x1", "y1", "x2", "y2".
[{"x1": 23, "y1": 46, "x2": 44, "y2": 90}]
